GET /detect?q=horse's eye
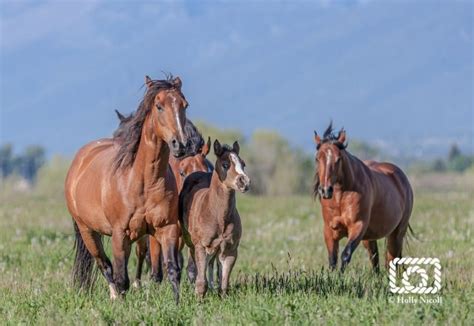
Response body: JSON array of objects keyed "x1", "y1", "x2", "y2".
[
  {"x1": 156, "y1": 105, "x2": 164, "y2": 112},
  {"x1": 222, "y1": 162, "x2": 229, "y2": 170},
  {"x1": 179, "y1": 170, "x2": 185, "y2": 177}
]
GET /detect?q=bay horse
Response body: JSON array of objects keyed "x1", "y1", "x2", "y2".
[
  {"x1": 65, "y1": 75, "x2": 188, "y2": 302},
  {"x1": 313, "y1": 123, "x2": 413, "y2": 272},
  {"x1": 179, "y1": 140, "x2": 250, "y2": 298},
  {"x1": 114, "y1": 112, "x2": 213, "y2": 191},
  {"x1": 115, "y1": 112, "x2": 213, "y2": 285}
]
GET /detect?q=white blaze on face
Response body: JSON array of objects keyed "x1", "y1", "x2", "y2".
[
  {"x1": 230, "y1": 153, "x2": 246, "y2": 177},
  {"x1": 171, "y1": 95, "x2": 185, "y2": 143},
  {"x1": 325, "y1": 148, "x2": 333, "y2": 183}
]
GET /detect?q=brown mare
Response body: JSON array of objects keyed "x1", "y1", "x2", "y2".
[
  {"x1": 179, "y1": 140, "x2": 250, "y2": 298},
  {"x1": 313, "y1": 123, "x2": 413, "y2": 272},
  {"x1": 65, "y1": 75, "x2": 189, "y2": 302},
  {"x1": 114, "y1": 113, "x2": 213, "y2": 285}
]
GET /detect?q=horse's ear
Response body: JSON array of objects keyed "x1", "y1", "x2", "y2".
[
  {"x1": 172, "y1": 76, "x2": 182, "y2": 89},
  {"x1": 202, "y1": 137, "x2": 211, "y2": 156},
  {"x1": 337, "y1": 128, "x2": 346, "y2": 144},
  {"x1": 314, "y1": 131, "x2": 321, "y2": 148},
  {"x1": 232, "y1": 141, "x2": 240, "y2": 155},
  {"x1": 214, "y1": 139, "x2": 223, "y2": 157},
  {"x1": 115, "y1": 109, "x2": 125, "y2": 122},
  {"x1": 145, "y1": 75, "x2": 153, "y2": 89}
]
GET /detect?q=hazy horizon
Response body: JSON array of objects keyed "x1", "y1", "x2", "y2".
[{"x1": 1, "y1": 0, "x2": 472, "y2": 159}]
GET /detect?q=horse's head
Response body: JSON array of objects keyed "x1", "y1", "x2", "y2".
[
  {"x1": 145, "y1": 75, "x2": 189, "y2": 157},
  {"x1": 177, "y1": 137, "x2": 211, "y2": 179},
  {"x1": 314, "y1": 123, "x2": 347, "y2": 199},
  {"x1": 214, "y1": 139, "x2": 250, "y2": 193}
]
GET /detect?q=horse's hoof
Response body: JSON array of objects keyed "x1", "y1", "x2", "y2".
[
  {"x1": 132, "y1": 280, "x2": 141, "y2": 289},
  {"x1": 109, "y1": 284, "x2": 119, "y2": 300}
]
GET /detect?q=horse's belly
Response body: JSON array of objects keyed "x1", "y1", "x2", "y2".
[
  {"x1": 74, "y1": 175, "x2": 113, "y2": 235},
  {"x1": 366, "y1": 205, "x2": 403, "y2": 239}
]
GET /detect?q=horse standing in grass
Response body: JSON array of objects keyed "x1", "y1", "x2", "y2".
[
  {"x1": 65, "y1": 75, "x2": 188, "y2": 302},
  {"x1": 114, "y1": 113, "x2": 213, "y2": 285},
  {"x1": 313, "y1": 123, "x2": 413, "y2": 272},
  {"x1": 179, "y1": 140, "x2": 250, "y2": 298}
]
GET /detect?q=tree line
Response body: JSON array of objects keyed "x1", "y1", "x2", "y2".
[
  {"x1": 0, "y1": 144, "x2": 46, "y2": 183},
  {"x1": 1, "y1": 126, "x2": 472, "y2": 195}
]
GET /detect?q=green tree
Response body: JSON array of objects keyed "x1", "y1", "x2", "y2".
[
  {"x1": 448, "y1": 144, "x2": 461, "y2": 161},
  {"x1": 0, "y1": 143, "x2": 13, "y2": 178},
  {"x1": 348, "y1": 140, "x2": 380, "y2": 160},
  {"x1": 15, "y1": 145, "x2": 46, "y2": 183}
]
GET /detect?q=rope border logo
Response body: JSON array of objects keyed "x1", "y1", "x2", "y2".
[{"x1": 389, "y1": 257, "x2": 442, "y2": 294}]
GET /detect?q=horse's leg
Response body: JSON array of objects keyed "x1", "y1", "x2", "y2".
[
  {"x1": 216, "y1": 258, "x2": 222, "y2": 289},
  {"x1": 324, "y1": 225, "x2": 339, "y2": 270},
  {"x1": 386, "y1": 208, "x2": 411, "y2": 269},
  {"x1": 177, "y1": 251, "x2": 184, "y2": 282},
  {"x1": 340, "y1": 221, "x2": 365, "y2": 272},
  {"x1": 133, "y1": 236, "x2": 147, "y2": 288},
  {"x1": 76, "y1": 227, "x2": 116, "y2": 298},
  {"x1": 149, "y1": 236, "x2": 163, "y2": 283},
  {"x1": 194, "y1": 245, "x2": 208, "y2": 299},
  {"x1": 362, "y1": 240, "x2": 380, "y2": 272},
  {"x1": 207, "y1": 255, "x2": 216, "y2": 289},
  {"x1": 111, "y1": 229, "x2": 132, "y2": 296},
  {"x1": 386, "y1": 232, "x2": 405, "y2": 269},
  {"x1": 219, "y1": 251, "x2": 237, "y2": 296},
  {"x1": 160, "y1": 225, "x2": 181, "y2": 304},
  {"x1": 187, "y1": 247, "x2": 197, "y2": 284}
]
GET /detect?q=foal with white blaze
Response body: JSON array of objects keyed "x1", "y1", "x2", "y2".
[{"x1": 179, "y1": 140, "x2": 250, "y2": 298}]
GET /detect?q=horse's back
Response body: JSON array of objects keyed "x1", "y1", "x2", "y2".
[
  {"x1": 365, "y1": 160, "x2": 414, "y2": 223},
  {"x1": 178, "y1": 171, "x2": 211, "y2": 227},
  {"x1": 365, "y1": 161, "x2": 412, "y2": 194}
]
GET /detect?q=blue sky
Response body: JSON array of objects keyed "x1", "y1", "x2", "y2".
[{"x1": 0, "y1": 0, "x2": 472, "y2": 157}]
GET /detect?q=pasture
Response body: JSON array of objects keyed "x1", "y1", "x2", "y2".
[{"x1": 0, "y1": 172, "x2": 472, "y2": 325}]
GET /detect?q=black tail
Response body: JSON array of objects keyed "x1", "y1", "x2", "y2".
[
  {"x1": 72, "y1": 221, "x2": 96, "y2": 291},
  {"x1": 407, "y1": 223, "x2": 419, "y2": 241}
]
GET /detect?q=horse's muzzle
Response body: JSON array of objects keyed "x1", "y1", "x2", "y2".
[
  {"x1": 170, "y1": 138, "x2": 187, "y2": 158},
  {"x1": 319, "y1": 185, "x2": 333, "y2": 199},
  {"x1": 237, "y1": 175, "x2": 251, "y2": 193}
]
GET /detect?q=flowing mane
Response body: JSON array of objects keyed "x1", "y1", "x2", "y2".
[
  {"x1": 182, "y1": 119, "x2": 205, "y2": 157},
  {"x1": 114, "y1": 110, "x2": 206, "y2": 160},
  {"x1": 113, "y1": 76, "x2": 182, "y2": 170},
  {"x1": 317, "y1": 121, "x2": 347, "y2": 150}
]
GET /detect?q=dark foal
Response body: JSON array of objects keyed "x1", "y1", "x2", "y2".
[{"x1": 179, "y1": 140, "x2": 250, "y2": 298}]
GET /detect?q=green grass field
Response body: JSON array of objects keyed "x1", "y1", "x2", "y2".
[{"x1": 0, "y1": 173, "x2": 473, "y2": 325}]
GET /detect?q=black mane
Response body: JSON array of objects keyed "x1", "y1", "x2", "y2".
[
  {"x1": 317, "y1": 121, "x2": 347, "y2": 150},
  {"x1": 113, "y1": 111, "x2": 205, "y2": 163},
  {"x1": 182, "y1": 119, "x2": 205, "y2": 157},
  {"x1": 112, "y1": 76, "x2": 181, "y2": 170}
]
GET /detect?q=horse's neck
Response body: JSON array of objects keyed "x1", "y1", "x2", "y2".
[
  {"x1": 340, "y1": 151, "x2": 364, "y2": 191},
  {"x1": 132, "y1": 116, "x2": 169, "y2": 191},
  {"x1": 208, "y1": 172, "x2": 235, "y2": 223}
]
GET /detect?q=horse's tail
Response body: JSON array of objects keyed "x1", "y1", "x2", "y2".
[
  {"x1": 407, "y1": 223, "x2": 419, "y2": 241},
  {"x1": 72, "y1": 221, "x2": 96, "y2": 291}
]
